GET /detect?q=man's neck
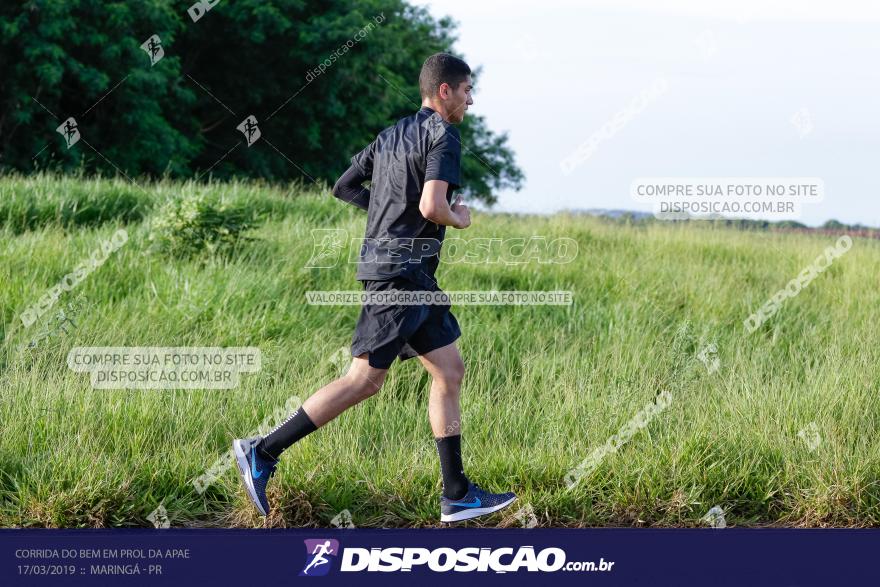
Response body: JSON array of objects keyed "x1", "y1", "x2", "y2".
[{"x1": 421, "y1": 100, "x2": 451, "y2": 122}]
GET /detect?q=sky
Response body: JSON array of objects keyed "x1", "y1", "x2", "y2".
[{"x1": 412, "y1": 0, "x2": 880, "y2": 226}]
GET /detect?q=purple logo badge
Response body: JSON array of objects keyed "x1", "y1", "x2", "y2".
[{"x1": 300, "y1": 539, "x2": 339, "y2": 576}]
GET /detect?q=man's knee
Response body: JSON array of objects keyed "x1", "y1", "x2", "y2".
[
  {"x1": 352, "y1": 374, "x2": 383, "y2": 399},
  {"x1": 346, "y1": 355, "x2": 387, "y2": 400},
  {"x1": 437, "y1": 356, "x2": 465, "y2": 388}
]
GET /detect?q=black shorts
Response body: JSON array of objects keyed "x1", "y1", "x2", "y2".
[{"x1": 350, "y1": 278, "x2": 461, "y2": 369}]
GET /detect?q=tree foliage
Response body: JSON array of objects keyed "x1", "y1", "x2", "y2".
[{"x1": 0, "y1": 0, "x2": 522, "y2": 204}]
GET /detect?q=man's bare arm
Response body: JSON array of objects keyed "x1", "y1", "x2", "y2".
[{"x1": 418, "y1": 179, "x2": 471, "y2": 228}]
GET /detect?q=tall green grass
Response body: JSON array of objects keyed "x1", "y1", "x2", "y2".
[{"x1": 1, "y1": 174, "x2": 878, "y2": 528}]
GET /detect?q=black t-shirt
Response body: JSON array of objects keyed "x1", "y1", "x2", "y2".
[{"x1": 350, "y1": 106, "x2": 462, "y2": 288}]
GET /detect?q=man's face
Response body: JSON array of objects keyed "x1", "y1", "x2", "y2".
[{"x1": 442, "y1": 75, "x2": 473, "y2": 124}]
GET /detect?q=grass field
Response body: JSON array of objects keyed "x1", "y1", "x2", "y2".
[{"x1": 1, "y1": 174, "x2": 879, "y2": 528}]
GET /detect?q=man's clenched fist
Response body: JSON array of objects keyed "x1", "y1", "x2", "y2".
[{"x1": 451, "y1": 195, "x2": 471, "y2": 229}]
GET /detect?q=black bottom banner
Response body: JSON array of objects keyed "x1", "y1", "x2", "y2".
[{"x1": 1, "y1": 528, "x2": 874, "y2": 586}]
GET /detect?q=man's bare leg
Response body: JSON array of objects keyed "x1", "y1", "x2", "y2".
[
  {"x1": 258, "y1": 353, "x2": 388, "y2": 458},
  {"x1": 233, "y1": 354, "x2": 387, "y2": 516},
  {"x1": 418, "y1": 342, "x2": 517, "y2": 522},
  {"x1": 418, "y1": 342, "x2": 469, "y2": 501},
  {"x1": 302, "y1": 354, "x2": 389, "y2": 427},
  {"x1": 418, "y1": 342, "x2": 465, "y2": 437}
]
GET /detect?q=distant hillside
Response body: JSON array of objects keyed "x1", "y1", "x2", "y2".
[{"x1": 564, "y1": 208, "x2": 880, "y2": 239}]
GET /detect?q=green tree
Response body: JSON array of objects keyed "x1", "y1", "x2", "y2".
[
  {"x1": 822, "y1": 219, "x2": 846, "y2": 230},
  {"x1": 0, "y1": 0, "x2": 523, "y2": 204}
]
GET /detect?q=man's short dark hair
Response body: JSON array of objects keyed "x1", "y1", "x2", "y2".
[{"x1": 419, "y1": 53, "x2": 471, "y2": 99}]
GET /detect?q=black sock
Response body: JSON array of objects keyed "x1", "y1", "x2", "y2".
[
  {"x1": 257, "y1": 407, "x2": 317, "y2": 460},
  {"x1": 435, "y1": 434, "x2": 470, "y2": 500}
]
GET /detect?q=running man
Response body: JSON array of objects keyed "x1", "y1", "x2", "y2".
[
  {"x1": 62, "y1": 119, "x2": 78, "y2": 147},
  {"x1": 302, "y1": 541, "x2": 334, "y2": 575},
  {"x1": 234, "y1": 53, "x2": 516, "y2": 523}
]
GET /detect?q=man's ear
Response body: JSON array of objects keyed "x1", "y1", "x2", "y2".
[{"x1": 438, "y1": 82, "x2": 450, "y2": 100}]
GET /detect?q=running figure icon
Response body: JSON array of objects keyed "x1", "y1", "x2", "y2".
[{"x1": 302, "y1": 540, "x2": 335, "y2": 575}]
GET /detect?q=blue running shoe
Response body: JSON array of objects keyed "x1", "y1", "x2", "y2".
[
  {"x1": 233, "y1": 437, "x2": 278, "y2": 516},
  {"x1": 440, "y1": 482, "x2": 517, "y2": 523}
]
